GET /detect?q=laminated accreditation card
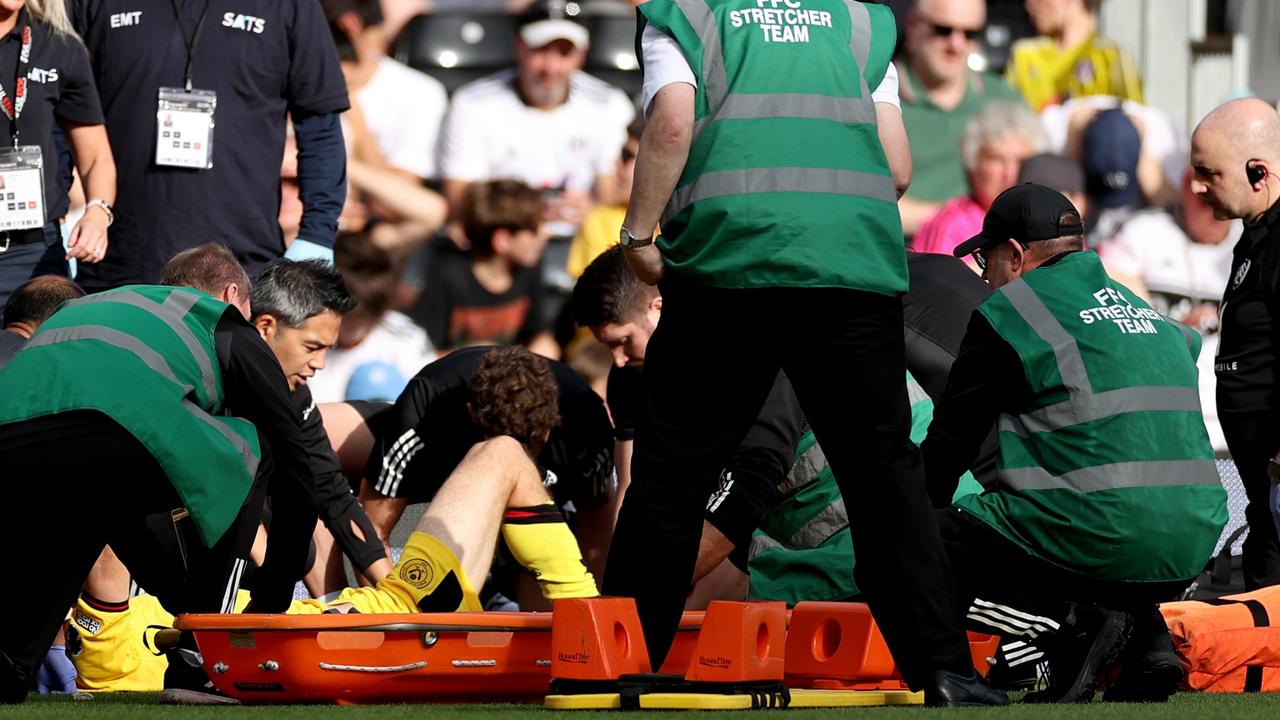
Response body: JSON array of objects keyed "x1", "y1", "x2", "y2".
[
  {"x1": 156, "y1": 87, "x2": 216, "y2": 169},
  {"x1": 0, "y1": 145, "x2": 44, "y2": 232}
]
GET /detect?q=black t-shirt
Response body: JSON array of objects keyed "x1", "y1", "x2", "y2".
[
  {"x1": 70, "y1": 0, "x2": 348, "y2": 287},
  {"x1": 0, "y1": 11, "x2": 103, "y2": 223},
  {"x1": 902, "y1": 251, "x2": 1000, "y2": 486},
  {"x1": 411, "y1": 248, "x2": 548, "y2": 351},
  {"x1": 365, "y1": 346, "x2": 613, "y2": 508},
  {"x1": 1217, "y1": 201, "x2": 1280, "y2": 416}
]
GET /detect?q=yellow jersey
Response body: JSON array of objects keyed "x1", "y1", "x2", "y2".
[{"x1": 1006, "y1": 33, "x2": 1143, "y2": 111}]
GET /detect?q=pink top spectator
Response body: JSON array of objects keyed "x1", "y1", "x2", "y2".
[{"x1": 911, "y1": 195, "x2": 986, "y2": 258}]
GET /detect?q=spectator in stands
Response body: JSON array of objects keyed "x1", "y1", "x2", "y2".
[
  {"x1": 70, "y1": 0, "x2": 349, "y2": 286},
  {"x1": 895, "y1": 0, "x2": 1026, "y2": 236},
  {"x1": 411, "y1": 180, "x2": 558, "y2": 358},
  {"x1": 0, "y1": 0, "x2": 114, "y2": 308},
  {"x1": 1006, "y1": 0, "x2": 1143, "y2": 111},
  {"x1": 437, "y1": 0, "x2": 634, "y2": 237},
  {"x1": 912, "y1": 101, "x2": 1048, "y2": 262},
  {"x1": 0, "y1": 275, "x2": 84, "y2": 369},
  {"x1": 308, "y1": 232, "x2": 435, "y2": 403},
  {"x1": 323, "y1": 0, "x2": 448, "y2": 183},
  {"x1": 1077, "y1": 108, "x2": 1145, "y2": 244},
  {"x1": 1099, "y1": 169, "x2": 1240, "y2": 453},
  {"x1": 567, "y1": 119, "x2": 642, "y2": 279},
  {"x1": 1043, "y1": 98, "x2": 1186, "y2": 207}
]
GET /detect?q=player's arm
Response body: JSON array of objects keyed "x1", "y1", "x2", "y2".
[
  {"x1": 295, "y1": 386, "x2": 387, "y2": 576},
  {"x1": 218, "y1": 320, "x2": 319, "y2": 611}
]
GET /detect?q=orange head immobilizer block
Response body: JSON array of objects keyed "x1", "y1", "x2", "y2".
[
  {"x1": 683, "y1": 601, "x2": 786, "y2": 683},
  {"x1": 550, "y1": 597, "x2": 651, "y2": 681}
]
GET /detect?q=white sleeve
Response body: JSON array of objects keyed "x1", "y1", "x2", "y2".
[
  {"x1": 437, "y1": 93, "x2": 489, "y2": 183},
  {"x1": 640, "y1": 23, "x2": 696, "y2": 117},
  {"x1": 871, "y1": 62, "x2": 900, "y2": 109}
]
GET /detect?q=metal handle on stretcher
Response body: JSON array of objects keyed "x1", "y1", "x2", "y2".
[{"x1": 317, "y1": 661, "x2": 429, "y2": 673}]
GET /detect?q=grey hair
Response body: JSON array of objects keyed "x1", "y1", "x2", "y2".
[
  {"x1": 250, "y1": 259, "x2": 357, "y2": 328},
  {"x1": 961, "y1": 101, "x2": 1050, "y2": 170}
]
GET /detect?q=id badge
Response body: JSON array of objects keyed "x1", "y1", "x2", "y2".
[
  {"x1": 0, "y1": 145, "x2": 45, "y2": 232},
  {"x1": 156, "y1": 87, "x2": 216, "y2": 169}
]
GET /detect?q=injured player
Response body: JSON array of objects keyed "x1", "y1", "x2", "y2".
[{"x1": 294, "y1": 347, "x2": 600, "y2": 614}]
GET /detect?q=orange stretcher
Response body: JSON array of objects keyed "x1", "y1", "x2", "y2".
[
  {"x1": 175, "y1": 611, "x2": 707, "y2": 705},
  {"x1": 176, "y1": 602, "x2": 999, "y2": 706}
]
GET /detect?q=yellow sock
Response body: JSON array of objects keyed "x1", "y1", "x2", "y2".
[{"x1": 501, "y1": 505, "x2": 599, "y2": 600}]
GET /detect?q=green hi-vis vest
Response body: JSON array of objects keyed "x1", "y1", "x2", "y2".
[
  {"x1": 639, "y1": 0, "x2": 907, "y2": 294},
  {"x1": 0, "y1": 285, "x2": 261, "y2": 546},
  {"x1": 747, "y1": 372, "x2": 981, "y2": 604},
  {"x1": 955, "y1": 252, "x2": 1227, "y2": 583}
]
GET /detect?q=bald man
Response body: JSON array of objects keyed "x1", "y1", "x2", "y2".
[
  {"x1": 0, "y1": 275, "x2": 85, "y2": 369},
  {"x1": 1191, "y1": 97, "x2": 1280, "y2": 589}
]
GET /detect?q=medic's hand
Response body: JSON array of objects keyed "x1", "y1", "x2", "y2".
[
  {"x1": 623, "y1": 244, "x2": 664, "y2": 285},
  {"x1": 284, "y1": 238, "x2": 335, "y2": 265}
]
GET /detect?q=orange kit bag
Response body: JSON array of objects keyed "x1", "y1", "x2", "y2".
[{"x1": 1161, "y1": 586, "x2": 1280, "y2": 692}]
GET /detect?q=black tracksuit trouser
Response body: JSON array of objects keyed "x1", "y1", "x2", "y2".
[
  {"x1": 602, "y1": 279, "x2": 973, "y2": 689},
  {"x1": 0, "y1": 411, "x2": 266, "y2": 701}
]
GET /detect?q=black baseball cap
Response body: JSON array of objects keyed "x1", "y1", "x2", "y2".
[{"x1": 952, "y1": 183, "x2": 1085, "y2": 258}]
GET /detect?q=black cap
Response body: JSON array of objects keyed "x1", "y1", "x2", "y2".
[{"x1": 952, "y1": 183, "x2": 1084, "y2": 258}]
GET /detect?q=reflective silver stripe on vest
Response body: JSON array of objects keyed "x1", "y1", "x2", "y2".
[
  {"x1": 999, "y1": 386, "x2": 1204, "y2": 438},
  {"x1": 182, "y1": 399, "x2": 261, "y2": 478},
  {"x1": 749, "y1": 532, "x2": 781, "y2": 559},
  {"x1": 703, "y1": 93, "x2": 877, "y2": 129},
  {"x1": 27, "y1": 325, "x2": 194, "y2": 395},
  {"x1": 668, "y1": 167, "x2": 898, "y2": 219},
  {"x1": 788, "y1": 497, "x2": 848, "y2": 548},
  {"x1": 1000, "y1": 459, "x2": 1221, "y2": 493},
  {"x1": 23, "y1": 324, "x2": 258, "y2": 478},
  {"x1": 906, "y1": 373, "x2": 930, "y2": 407},
  {"x1": 842, "y1": 0, "x2": 873, "y2": 100},
  {"x1": 777, "y1": 440, "x2": 828, "y2": 497},
  {"x1": 667, "y1": 0, "x2": 886, "y2": 220},
  {"x1": 673, "y1": 0, "x2": 727, "y2": 113},
  {"x1": 82, "y1": 290, "x2": 220, "y2": 406},
  {"x1": 997, "y1": 278, "x2": 1201, "y2": 436},
  {"x1": 1000, "y1": 279, "x2": 1090, "y2": 394},
  {"x1": 123, "y1": 291, "x2": 218, "y2": 404}
]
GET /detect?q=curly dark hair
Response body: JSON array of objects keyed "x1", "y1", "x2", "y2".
[{"x1": 468, "y1": 346, "x2": 561, "y2": 456}]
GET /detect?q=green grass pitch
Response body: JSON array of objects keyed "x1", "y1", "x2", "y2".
[{"x1": 7, "y1": 692, "x2": 1280, "y2": 719}]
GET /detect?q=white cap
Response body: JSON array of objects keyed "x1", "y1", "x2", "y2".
[{"x1": 519, "y1": 19, "x2": 589, "y2": 50}]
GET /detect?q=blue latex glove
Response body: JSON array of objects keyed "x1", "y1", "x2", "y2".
[
  {"x1": 35, "y1": 645, "x2": 76, "y2": 694},
  {"x1": 283, "y1": 238, "x2": 334, "y2": 265}
]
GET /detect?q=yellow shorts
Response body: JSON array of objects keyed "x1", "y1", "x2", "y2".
[
  {"x1": 290, "y1": 532, "x2": 482, "y2": 615},
  {"x1": 70, "y1": 594, "x2": 171, "y2": 692}
]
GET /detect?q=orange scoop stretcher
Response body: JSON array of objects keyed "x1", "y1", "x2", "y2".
[{"x1": 175, "y1": 602, "x2": 998, "y2": 706}]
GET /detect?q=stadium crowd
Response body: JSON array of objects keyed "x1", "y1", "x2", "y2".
[{"x1": 1, "y1": 0, "x2": 1279, "y2": 708}]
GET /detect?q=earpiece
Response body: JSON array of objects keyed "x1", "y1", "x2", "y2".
[{"x1": 1247, "y1": 162, "x2": 1267, "y2": 186}]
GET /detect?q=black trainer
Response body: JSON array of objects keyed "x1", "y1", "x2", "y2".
[
  {"x1": 1103, "y1": 645, "x2": 1183, "y2": 702},
  {"x1": 159, "y1": 646, "x2": 238, "y2": 705},
  {"x1": 1025, "y1": 605, "x2": 1133, "y2": 704},
  {"x1": 924, "y1": 669, "x2": 1011, "y2": 707}
]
